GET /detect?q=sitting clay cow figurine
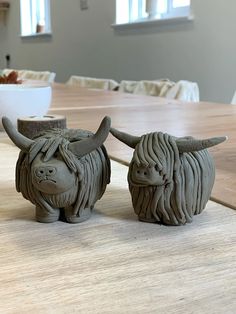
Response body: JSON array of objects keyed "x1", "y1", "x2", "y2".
[
  {"x1": 110, "y1": 127, "x2": 226, "y2": 225},
  {"x1": 2, "y1": 116, "x2": 111, "y2": 223}
]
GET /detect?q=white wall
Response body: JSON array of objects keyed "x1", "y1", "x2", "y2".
[{"x1": 0, "y1": 0, "x2": 236, "y2": 103}]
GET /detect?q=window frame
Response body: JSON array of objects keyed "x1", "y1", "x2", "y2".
[
  {"x1": 20, "y1": 0, "x2": 52, "y2": 37},
  {"x1": 163, "y1": 0, "x2": 190, "y2": 19},
  {"x1": 113, "y1": 0, "x2": 193, "y2": 29}
]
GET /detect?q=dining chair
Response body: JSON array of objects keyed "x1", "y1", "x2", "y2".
[
  {"x1": 118, "y1": 80, "x2": 139, "y2": 93},
  {"x1": 2, "y1": 69, "x2": 56, "y2": 83},
  {"x1": 133, "y1": 79, "x2": 200, "y2": 102},
  {"x1": 231, "y1": 91, "x2": 236, "y2": 104},
  {"x1": 119, "y1": 79, "x2": 200, "y2": 102},
  {"x1": 66, "y1": 75, "x2": 119, "y2": 91}
]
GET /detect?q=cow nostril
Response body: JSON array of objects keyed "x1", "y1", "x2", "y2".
[
  {"x1": 35, "y1": 168, "x2": 45, "y2": 177},
  {"x1": 46, "y1": 168, "x2": 56, "y2": 176},
  {"x1": 137, "y1": 170, "x2": 140, "y2": 174},
  {"x1": 144, "y1": 172, "x2": 147, "y2": 175},
  {"x1": 38, "y1": 169, "x2": 45, "y2": 176},
  {"x1": 35, "y1": 167, "x2": 56, "y2": 177}
]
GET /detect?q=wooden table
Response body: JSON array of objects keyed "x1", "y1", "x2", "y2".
[
  {"x1": 48, "y1": 84, "x2": 236, "y2": 210},
  {"x1": 0, "y1": 142, "x2": 235, "y2": 313}
]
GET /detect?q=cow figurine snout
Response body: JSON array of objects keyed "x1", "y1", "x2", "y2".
[
  {"x1": 35, "y1": 166, "x2": 57, "y2": 179},
  {"x1": 31, "y1": 153, "x2": 78, "y2": 195},
  {"x1": 131, "y1": 164, "x2": 164, "y2": 186}
]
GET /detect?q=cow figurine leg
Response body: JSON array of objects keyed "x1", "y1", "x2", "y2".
[
  {"x1": 36, "y1": 206, "x2": 60, "y2": 223},
  {"x1": 65, "y1": 206, "x2": 92, "y2": 223}
]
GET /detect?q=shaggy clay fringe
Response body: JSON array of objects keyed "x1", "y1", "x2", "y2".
[{"x1": 129, "y1": 132, "x2": 215, "y2": 225}]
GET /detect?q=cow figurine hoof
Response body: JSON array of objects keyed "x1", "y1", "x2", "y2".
[
  {"x1": 110, "y1": 128, "x2": 227, "y2": 226},
  {"x1": 2, "y1": 116, "x2": 111, "y2": 223}
]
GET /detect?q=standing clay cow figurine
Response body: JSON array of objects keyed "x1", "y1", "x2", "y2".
[
  {"x1": 2, "y1": 116, "x2": 111, "y2": 223},
  {"x1": 110, "y1": 128, "x2": 227, "y2": 225}
]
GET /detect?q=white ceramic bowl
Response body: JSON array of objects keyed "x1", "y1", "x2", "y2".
[{"x1": 0, "y1": 84, "x2": 52, "y2": 129}]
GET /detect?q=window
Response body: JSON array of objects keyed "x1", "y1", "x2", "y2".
[
  {"x1": 20, "y1": 0, "x2": 51, "y2": 36},
  {"x1": 115, "y1": 0, "x2": 191, "y2": 25}
]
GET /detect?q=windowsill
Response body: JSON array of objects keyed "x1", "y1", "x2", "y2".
[
  {"x1": 112, "y1": 14, "x2": 194, "y2": 29},
  {"x1": 20, "y1": 32, "x2": 52, "y2": 38}
]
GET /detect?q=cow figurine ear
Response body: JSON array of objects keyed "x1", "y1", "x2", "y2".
[
  {"x1": 110, "y1": 127, "x2": 141, "y2": 148},
  {"x1": 176, "y1": 136, "x2": 227, "y2": 153}
]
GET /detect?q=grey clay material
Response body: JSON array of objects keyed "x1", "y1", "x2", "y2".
[
  {"x1": 110, "y1": 127, "x2": 227, "y2": 226},
  {"x1": 2, "y1": 116, "x2": 111, "y2": 223}
]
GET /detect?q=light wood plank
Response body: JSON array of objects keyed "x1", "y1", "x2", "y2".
[{"x1": 0, "y1": 143, "x2": 235, "y2": 313}]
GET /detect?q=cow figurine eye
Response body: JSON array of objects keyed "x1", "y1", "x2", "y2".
[
  {"x1": 110, "y1": 126, "x2": 227, "y2": 226},
  {"x1": 154, "y1": 164, "x2": 163, "y2": 177},
  {"x1": 154, "y1": 164, "x2": 160, "y2": 173}
]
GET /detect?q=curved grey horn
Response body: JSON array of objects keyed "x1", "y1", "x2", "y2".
[
  {"x1": 2, "y1": 116, "x2": 34, "y2": 152},
  {"x1": 110, "y1": 127, "x2": 141, "y2": 149},
  {"x1": 68, "y1": 116, "x2": 111, "y2": 157},
  {"x1": 176, "y1": 136, "x2": 227, "y2": 153}
]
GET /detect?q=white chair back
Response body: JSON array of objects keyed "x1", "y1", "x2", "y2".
[
  {"x1": 231, "y1": 91, "x2": 236, "y2": 104},
  {"x1": 119, "y1": 80, "x2": 139, "y2": 93},
  {"x1": 66, "y1": 75, "x2": 119, "y2": 91},
  {"x1": 2, "y1": 69, "x2": 56, "y2": 83},
  {"x1": 119, "y1": 79, "x2": 200, "y2": 102}
]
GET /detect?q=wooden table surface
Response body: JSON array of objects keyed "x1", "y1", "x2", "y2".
[
  {"x1": 0, "y1": 142, "x2": 235, "y2": 314},
  {"x1": 48, "y1": 84, "x2": 236, "y2": 210}
]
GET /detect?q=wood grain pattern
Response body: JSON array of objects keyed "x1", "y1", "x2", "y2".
[{"x1": 0, "y1": 143, "x2": 235, "y2": 313}]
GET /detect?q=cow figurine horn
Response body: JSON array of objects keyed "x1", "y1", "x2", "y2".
[
  {"x1": 2, "y1": 116, "x2": 111, "y2": 157},
  {"x1": 110, "y1": 127, "x2": 141, "y2": 148},
  {"x1": 110, "y1": 126, "x2": 227, "y2": 152},
  {"x1": 2, "y1": 116, "x2": 34, "y2": 152},
  {"x1": 69, "y1": 116, "x2": 111, "y2": 157},
  {"x1": 176, "y1": 136, "x2": 227, "y2": 153}
]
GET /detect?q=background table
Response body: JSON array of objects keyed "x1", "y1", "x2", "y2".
[{"x1": 49, "y1": 84, "x2": 236, "y2": 210}]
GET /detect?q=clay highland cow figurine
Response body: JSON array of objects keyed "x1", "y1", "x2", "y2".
[
  {"x1": 110, "y1": 127, "x2": 226, "y2": 226},
  {"x1": 2, "y1": 116, "x2": 111, "y2": 223}
]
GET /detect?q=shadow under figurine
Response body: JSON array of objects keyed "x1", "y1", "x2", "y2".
[
  {"x1": 2, "y1": 116, "x2": 111, "y2": 223},
  {"x1": 110, "y1": 127, "x2": 227, "y2": 226}
]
